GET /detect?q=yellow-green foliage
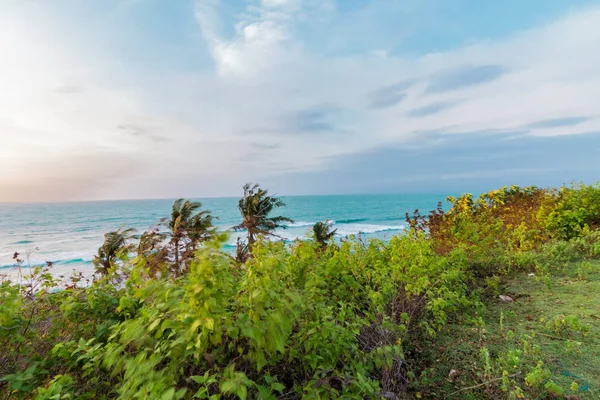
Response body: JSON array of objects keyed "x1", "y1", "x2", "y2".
[
  {"x1": 545, "y1": 182, "x2": 600, "y2": 240},
  {"x1": 416, "y1": 184, "x2": 600, "y2": 277},
  {"x1": 1, "y1": 235, "x2": 477, "y2": 399}
]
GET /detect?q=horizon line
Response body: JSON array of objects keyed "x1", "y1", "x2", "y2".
[{"x1": 0, "y1": 190, "x2": 461, "y2": 205}]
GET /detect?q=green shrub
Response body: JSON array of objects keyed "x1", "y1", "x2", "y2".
[
  {"x1": 1, "y1": 234, "x2": 481, "y2": 399},
  {"x1": 545, "y1": 182, "x2": 600, "y2": 240},
  {"x1": 33, "y1": 375, "x2": 75, "y2": 400}
]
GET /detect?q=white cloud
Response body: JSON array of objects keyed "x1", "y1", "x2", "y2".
[{"x1": 194, "y1": 0, "x2": 302, "y2": 78}]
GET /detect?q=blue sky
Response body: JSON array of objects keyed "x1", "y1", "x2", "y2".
[{"x1": 1, "y1": 0, "x2": 600, "y2": 201}]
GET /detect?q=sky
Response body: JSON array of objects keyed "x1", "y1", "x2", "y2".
[{"x1": 1, "y1": 0, "x2": 600, "y2": 202}]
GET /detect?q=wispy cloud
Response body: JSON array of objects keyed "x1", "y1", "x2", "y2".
[
  {"x1": 251, "y1": 142, "x2": 281, "y2": 150},
  {"x1": 525, "y1": 116, "x2": 591, "y2": 129},
  {"x1": 426, "y1": 65, "x2": 507, "y2": 93},
  {"x1": 406, "y1": 102, "x2": 455, "y2": 117},
  {"x1": 281, "y1": 104, "x2": 340, "y2": 133},
  {"x1": 267, "y1": 131, "x2": 600, "y2": 194},
  {"x1": 367, "y1": 81, "x2": 414, "y2": 109}
]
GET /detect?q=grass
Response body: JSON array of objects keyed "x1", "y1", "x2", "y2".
[{"x1": 415, "y1": 260, "x2": 600, "y2": 399}]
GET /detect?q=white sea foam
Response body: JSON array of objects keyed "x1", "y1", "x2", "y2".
[
  {"x1": 287, "y1": 221, "x2": 316, "y2": 228},
  {"x1": 334, "y1": 223, "x2": 405, "y2": 236}
]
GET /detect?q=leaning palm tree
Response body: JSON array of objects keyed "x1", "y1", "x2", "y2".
[
  {"x1": 168, "y1": 199, "x2": 214, "y2": 265},
  {"x1": 235, "y1": 183, "x2": 293, "y2": 247},
  {"x1": 93, "y1": 227, "x2": 136, "y2": 275},
  {"x1": 312, "y1": 221, "x2": 337, "y2": 248}
]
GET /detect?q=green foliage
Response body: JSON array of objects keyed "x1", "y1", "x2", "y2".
[
  {"x1": 540, "y1": 314, "x2": 590, "y2": 337},
  {"x1": 168, "y1": 198, "x2": 215, "y2": 270},
  {"x1": 34, "y1": 374, "x2": 75, "y2": 400},
  {"x1": 311, "y1": 221, "x2": 337, "y2": 248},
  {"x1": 410, "y1": 186, "x2": 556, "y2": 280},
  {"x1": 3, "y1": 182, "x2": 600, "y2": 399},
  {"x1": 235, "y1": 183, "x2": 293, "y2": 247},
  {"x1": 99, "y1": 199, "x2": 217, "y2": 279},
  {"x1": 545, "y1": 182, "x2": 600, "y2": 240},
  {"x1": 93, "y1": 228, "x2": 136, "y2": 275},
  {"x1": 1, "y1": 234, "x2": 478, "y2": 399},
  {"x1": 407, "y1": 184, "x2": 600, "y2": 287},
  {"x1": 0, "y1": 281, "x2": 21, "y2": 329}
]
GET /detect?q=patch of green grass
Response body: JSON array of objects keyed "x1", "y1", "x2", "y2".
[{"x1": 414, "y1": 260, "x2": 600, "y2": 399}]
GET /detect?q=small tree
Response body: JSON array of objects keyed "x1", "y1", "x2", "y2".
[
  {"x1": 312, "y1": 221, "x2": 337, "y2": 249},
  {"x1": 235, "y1": 183, "x2": 293, "y2": 247},
  {"x1": 93, "y1": 228, "x2": 136, "y2": 275}
]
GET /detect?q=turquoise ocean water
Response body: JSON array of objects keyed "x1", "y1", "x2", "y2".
[{"x1": 0, "y1": 194, "x2": 446, "y2": 278}]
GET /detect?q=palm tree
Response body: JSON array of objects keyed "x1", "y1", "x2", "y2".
[
  {"x1": 168, "y1": 199, "x2": 214, "y2": 265},
  {"x1": 312, "y1": 221, "x2": 337, "y2": 248},
  {"x1": 235, "y1": 183, "x2": 293, "y2": 247},
  {"x1": 93, "y1": 228, "x2": 136, "y2": 275}
]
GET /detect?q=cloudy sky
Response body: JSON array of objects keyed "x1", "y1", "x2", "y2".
[{"x1": 1, "y1": 0, "x2": 600, "y2": 202}]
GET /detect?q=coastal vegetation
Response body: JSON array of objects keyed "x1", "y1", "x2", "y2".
[
  {"x1": 234, "y1": 183, "x2": 293, "y2": 247},
  {"x1": 92, "y1": 228, "x2": 136, "y2": 276},
  {"x1": 2, "y1": 183, "x2": 600, "y2": 399},
  {"x1": 311, "y1": 222, "x2": 337, "y2": 250}
]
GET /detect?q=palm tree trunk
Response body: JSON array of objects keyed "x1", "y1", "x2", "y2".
[
  {"x1": 248, "y1": 230, "x2": 255, "y2": 246},
  {"x1": 102, "y1": 259, "x2": 111, "y2": 275},
  {"x1": 174, "y1": 238, "x2": 179, "y2": 265}
]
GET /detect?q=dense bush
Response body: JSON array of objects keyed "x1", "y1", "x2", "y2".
[
  {"x1": 545, "y1": 183, "x2": 600, "y2": 240},
  {"x1": 406, "y1": 184, "x2": 600, "y2": 277},
  {"x1": 1, "y1": 235, "x2": 480, "y2": 399}
]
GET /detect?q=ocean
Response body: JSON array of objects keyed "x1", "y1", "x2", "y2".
[{"x1": 0, "y1": 193, "x2": 447, "y2": 278}]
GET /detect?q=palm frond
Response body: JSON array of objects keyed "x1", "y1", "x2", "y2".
[
  {"x1": 237, "y1": 183, "x2": 293, "y2": 247},
  {"x1": 313, "y1": 221, "x2": 337, "y2": 247},
  {"x1": 93, "y1": 227, "x2": 136, "y2": 275}
]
